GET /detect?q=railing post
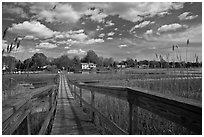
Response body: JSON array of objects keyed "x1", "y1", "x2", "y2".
[
  {"x1": 9, "y1": 78, "x2": 12, "y2": 97},
  {"x1": 90, "y1": 90, "x2": 95, "y2": 123},
  {"x1": 128, "y1": 102, "x2": 138, "y2": 135},
  {"x1": 74, "y1": 85, "x2": 76, "y2": 99},
  {"x1": 49, "y1": 89, "x2": 53, "y2": 111},
  {"x1": 79, "y1": 88, "x2": 82, "y2": 107},
  {"x1": 26, "y1": 113, "x2": 31, "y2": 135}
]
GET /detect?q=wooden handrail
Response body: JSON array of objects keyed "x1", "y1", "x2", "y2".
[
  {"x1": 2, "y1": 85, "x2": 57, "y2": 135},
  {"x1": 68, "y1": 80, "x2": 202, "y2": 134},
  {"x1": 74, "y1": 88, "x2": 128, "y2": 134}
]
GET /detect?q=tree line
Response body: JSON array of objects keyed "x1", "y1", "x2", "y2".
[{"x1": 2, "y1": 50, "x2": 202, "y2": 72}]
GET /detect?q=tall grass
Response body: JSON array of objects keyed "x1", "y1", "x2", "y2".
[
  {"x1": 66, "y1": 68, "x2": 201, "y2": 134},
  {"x1": 3, "y1": 73, "x2": 57, "y2": 134}
]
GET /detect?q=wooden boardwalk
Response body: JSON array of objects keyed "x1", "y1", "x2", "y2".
[{"x1": 51, "y1": 74, "x2": 100, "y2": 135}]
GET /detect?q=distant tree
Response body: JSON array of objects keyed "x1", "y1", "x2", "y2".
[
  {"x1": 149, "y1": 61, "x2": 160, "y2": 68},
  {"x1": 31, "y1": 53, "x2": 48, "y2": 68},
  {"x1": 83, "y1": 50, "x2": 99, "y2": 64},
  {"x1": 113, "y1": 61, "x2": 119, "y2": 68},
  {"x1": 103, "y1": 57, "x2": 114, "y2": 67},
  {"x1": 16, "y1": 60, "x2": 24, "y2": 71},
  {"x1": 126, "y1": 58, "x2": 135, "y2": 67},
  {"x1": 46, "y1": 65, "x2": 57, "y2": 72},
  {"x1": 139, "y1": 60, "x2": 149, "y2": 66},
  {"x1": 108, "y1": 57, "x2": 114, "y2": 67},
  {"x1": 51, "y1": 55, "x2": 71, "y2": 70},
  {"x1": 23, "y1": 58, "x2": 32, "y2": 70},
  {"x1": 97, "y1": 56, "x2": 104, "y2": 67},
  {"x1": 70, "y1": 56, "x2": 81, "y2": 72}
]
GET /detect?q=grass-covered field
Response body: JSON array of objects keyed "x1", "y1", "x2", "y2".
[
  {"x1": 2, "y1": 72, "x2": 58, "y2": 99},
  {"x1": 66, "y1": 68, "x2": 202, "y2": 135},
  {"x1": 2, "y1": 72, "x2": 57, "y2": 90}
]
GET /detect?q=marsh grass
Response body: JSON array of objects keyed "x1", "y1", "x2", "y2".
[
  {"x1": 2, "y1": 73, "x2": 57, "y2": 99},
  {"x1": 66, "y1": 68, "x2": 201, "y2": 134},
  {"x1": 2, "y1": 73, "x2": 57, "y2": 135}
]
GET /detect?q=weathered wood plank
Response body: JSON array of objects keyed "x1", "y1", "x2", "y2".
[
  {"x1": 2, "y1": 84, "x2": 56, "y2": 135},
  {"x1": 127, "y1": 88, "x2": 202, "y2": 134},
  {"x1": 76, "y1": 83, "x2": 128, "y2": 101},
  {"x1": 3, "y1": 108, "x2": 31, "y2": 135},
  {"x1": 51, "y1": 73, "x2": 100, "y2": 135},
  {"x1": 2, "y1": 85, "x2": 56, "y2": 122},
  {"x1": 74, "y1": 91, "x2": 128, "y2": 135},
  {"x1": 38, "y1": 100, "x2": 57, "y2": 135}
]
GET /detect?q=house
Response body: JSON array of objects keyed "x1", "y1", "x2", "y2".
[
  {"x1": 81, "y1": 63, "x2": 89, "y2": 70},
  {"x1": 89, "y1": 63, "x2": 97, "y2": 69},
  {"x1": 81, "y1": 63, "x2": 96, "y2": 70},
  {"x1": 117, "y1": 64, "x2": 126, "y2": 68},
  {"x1": 2, "y1": 64, "x2": 8, "y2": 71},
  {"x1": 139, "y1": 64, "x2": 149, "y2": 69}
]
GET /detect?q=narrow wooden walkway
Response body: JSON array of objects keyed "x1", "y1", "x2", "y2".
[{"x1": 51, "y1": 74, "x2": 100, "y2": 135}]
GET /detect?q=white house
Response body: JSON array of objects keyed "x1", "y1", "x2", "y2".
[
  {"x1": 139, "y1": 64, "x2": 149, "y2": 69},
  {"x1": 89, "y1": 63, "x2": 97, "y2": 69},
  {"x1": 2, "y1": 64, "x2": 8, "y2": 71},
  {"x1": 117, "y1": 64, "x2": 126, "y2": 68},
  {"x1": 81, "y1": 63, "x2": 96, "y2": 70},
  {"x1": 81, "y1": 63, "x2": 89, "y2": 70}
]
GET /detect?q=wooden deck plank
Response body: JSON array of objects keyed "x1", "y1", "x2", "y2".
[{"x1": 51, "y1": 74, "x2": 100, "y2": 135}]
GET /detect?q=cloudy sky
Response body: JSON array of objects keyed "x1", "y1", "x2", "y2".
[{"x1": 2, "y1": 2, "x2": 202, "y2": 62}]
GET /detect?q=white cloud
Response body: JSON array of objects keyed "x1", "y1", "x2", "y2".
[
  {"x1": 131, "y1": 21, "x2": 155, "y2": 32},
  {"x1": 3, "y1": 5, "x2": 28, "y2": 18},
  {"x1": 57, "y1": 29, "x2": 88, "y2": 42},
  {"x1": 85, "y1": 38, "x2": 104, "y2": 44},
  {"x1": 145, "y1": 29, "x2": 153, "y2": 35},
  {"x1": 146, "y1": 24, "x2": 202, "y2": 43},
  {"x1": 105, "y1": 20, "x2": 115, "y2": 27},
  {"x1": 107, "y1": 32, "x2": 115, "y2": 36},
  {"x1": 64, "y1": 46, "x2": 70, "y2": 49},
  {"x1": 158, "y1": 23, "x2": 188, "y2": 32},
  {"x1": 54, "y1": 29, "x2": 105, "y2": 45},
  {"x1": 70, "y1": 33, "x2": 88, "y2": 41},
  {"x1": 55, "y1": 34, "x2": 64, "y2": 39},
  {"x1": 66, "y1": 39, "x2": 80, "y2": 45},
  {"x1": 30, "y1": 3, "x2": 81, "y2": 23},
  {"x1": 114, "y1": 28, "x2": 118, "y2": 31},
  {"x1": 84, "y1": 8, "x2": 107, "y2": 23},
  {"x1": 67, "y1": 49, "x2": 86, "y2": 54},
  {"x1": 36, "y1": 42, "x2": 57, "y2": 49},
  {"x1": 178, "y1": 12, "x2": 198, "y2": 20},
  {"x1": 107, "y1": 37, "x2": 113, "y2": 40},
  {"x1": 158, "y1": 11, "x2": 170, "y2": 16},
  {"x1": 29, "y1": 48, "x2": 40, "y2": 53},
  {"x1": 96, "y1": 26, "x2": 104, "y2": 31},
  {"x1": 24, "y1": 35, "x2": 38, "y2": 40},
  {"x1": 57, "y1": 40, "x2": 67, "y2": 45},
  {"x1": 8, "y1": 21, "x2": 58, "y2": 39},
  {"x1": 118, "y1": 44, "x2": 128, "y2": 48},
  {"x1": 101, "y1": 2, "x2": 184, "y2": 22},
  {"x1": 54, "y1": 29, "x2": 88, "y2": 45},
  {"x1": 98, "y1": 33, "x2": 105, "y2": 37}
]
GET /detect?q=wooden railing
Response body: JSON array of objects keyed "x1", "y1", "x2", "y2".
[
  {"x1": 68, "y1": 80, "x2": 202, "y2": 135},
  {"x1": 2, "y1": 85, "x2": 58, "y2": 135}
]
